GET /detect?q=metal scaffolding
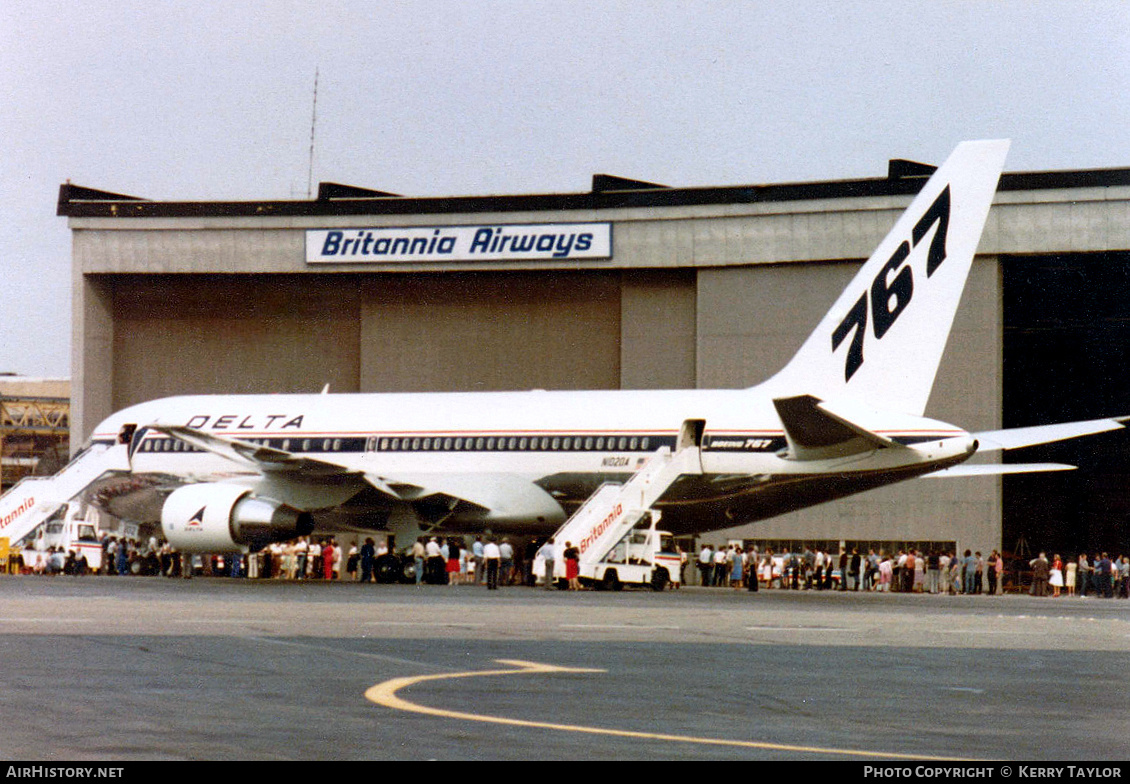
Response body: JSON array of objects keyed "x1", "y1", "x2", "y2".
[{"x1": 0, "y1": 395, "x2": 70, "y2": 493}]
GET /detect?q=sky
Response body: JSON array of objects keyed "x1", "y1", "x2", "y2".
[{"x1": 2, "y1": 0, "x2": 1129, "y2": 378}]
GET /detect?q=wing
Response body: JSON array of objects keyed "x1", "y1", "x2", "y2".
[
  {"x1": 152, "y1": 424, "x2": 361, "y2": 478},
  {"x1": 151, "y1": 424, "x2": 564, "y2": 525}
]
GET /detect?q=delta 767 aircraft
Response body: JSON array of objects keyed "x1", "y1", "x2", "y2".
[{"x1": 7, "y1": 140, "x2": 1125, "y2": 555}]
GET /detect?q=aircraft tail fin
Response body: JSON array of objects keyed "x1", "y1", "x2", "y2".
[{"x1": 762, "y1": 140, "x2": 1010, "y2": 415}]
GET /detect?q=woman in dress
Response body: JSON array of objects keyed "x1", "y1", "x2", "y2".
[
  {"x1": 446, "y1": 538, "x2": 462, "y2": 585},
  {"x1": 1049, "y1": 554, "x2": 1064, "y2": 598},
  {"x1": 878, "y1": 555, "x2": 893, "y2": 592},
  {"x1": 564, "y1": 541, "x2": 581, "y2": 590},
  {"x1": 730, "y1": 546, "x2": 744, "y2": 589},
  {"x1": 1065, "y1": 557, "x2": 1077, "y2": 597}
]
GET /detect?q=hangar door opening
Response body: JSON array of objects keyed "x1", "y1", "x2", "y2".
[{"x1": 1003, "y1": 253, "x2": 1130, "y2": 557}]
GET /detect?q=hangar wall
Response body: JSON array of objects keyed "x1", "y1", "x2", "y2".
[
  {"x1": 358, "y1": 271, "x2": 622, "y2": 393},
  {"x1": 110, "y1": 275, "x2": 362, "y2": 408},
  {"x1": 102, "y1": 269, "x2": 675, "y2": 409}
]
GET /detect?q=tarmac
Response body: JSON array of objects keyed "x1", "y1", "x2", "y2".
[{"x1": 1, "y1": 575, "x2": 1127, "y2": 761}]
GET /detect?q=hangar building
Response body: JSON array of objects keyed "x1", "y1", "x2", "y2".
[{"x1": 58, "y1": 155, "x2": 1130, "y2": 558}]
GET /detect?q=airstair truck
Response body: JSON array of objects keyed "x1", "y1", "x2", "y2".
[
  {"x1": 549, "y1": 420, "x2": 703, "y2": 591},
  {"x1": 583, "y1": 510, "x2": 682, "y2": 591}
]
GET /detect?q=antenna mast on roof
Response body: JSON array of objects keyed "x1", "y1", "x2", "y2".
[{"x1": 306, "y1": 66, "x2": 319, "y2": 199}]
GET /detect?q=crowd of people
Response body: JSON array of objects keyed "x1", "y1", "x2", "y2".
[
  {"x1": 1026, "y1": 551, "x2": 1129, "y2": 598},
  {"x1": 390, "y1": 535, "x2": 581, "y2": 589},
  {"x1": 20, "y1": 534, "x2": 148, "y2": 576},
  {"x1": 692, "y1": 543, "x2": 1130, "y2": 597},
  {"x1": 15, "y1": 529, "x2": 1130, "y2": 599},
  {"x1": 183, "y1": 534, "x2": 553, "y2": 587},
  {"x1": 22, "y1": 545, "x2": 91, "y2": 576},
  {"x1": 391, "y1": 535, "x2": 531, "y2": 588},
  {"x1": 15, "y1": 531, "x2": 570, "y2": 586}
]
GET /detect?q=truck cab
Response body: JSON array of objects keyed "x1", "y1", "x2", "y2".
[
  {"x1": 26, "y1": 502, "x2": 103, "y2": 572},
  {"x1": 584, "y1": 511, "x2": 682, "y2": 591}
]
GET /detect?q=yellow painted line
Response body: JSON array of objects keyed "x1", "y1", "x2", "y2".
[{"x1": 365, "y1": 658, "x2": 972, "y2": 760}]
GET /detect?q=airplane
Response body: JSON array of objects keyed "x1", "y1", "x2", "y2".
[{"x1": 66, "y1": 139, "x2": 1125, "y2": 555}]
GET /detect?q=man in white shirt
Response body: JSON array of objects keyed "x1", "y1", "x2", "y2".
[
  {"x1": 425, "y1": 537, "x2": 443, "y2": 584},
  {"x1": 499, "y1": 538, "x2": 514, "y2": 586},
  {"x1": 483, "y1": 538, "x2": 502, "y2": 590},
  {"x1": 713, "y1": 547, "x2": 728, "y2": 587},
  {"x1": 698, "y1": 545, "x2": 713, "y2": 586},
  {"x1": 538, "y1": 538, "x2": 556, "y2": 590}
]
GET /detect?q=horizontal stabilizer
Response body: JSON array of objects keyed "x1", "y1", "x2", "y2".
[
  {"x1": 925, "y1": 462, "x2": 1075, "y2": 478},
  {"x1": 774, "y1": 395, "x2": 898, "y2": 460},
  {"x1": 973, "y1": 418, "x2": 1127, "y2": 451}
]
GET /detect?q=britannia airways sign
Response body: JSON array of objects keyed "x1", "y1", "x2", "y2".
[{"x1": 306, "y1": 223, "x2": 612, "y2": 263}]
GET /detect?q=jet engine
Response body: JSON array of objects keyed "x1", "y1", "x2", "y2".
[{"x1": 161, "y1": 483, "x2": 314, "y2": 552}]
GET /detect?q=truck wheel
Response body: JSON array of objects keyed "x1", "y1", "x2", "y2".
[
  {"x1": 602, "y1": 570, "x2": 622, "y2": 592},
  {"x1": 650, "y1": 568, "x2": 669, "y2": 592}
]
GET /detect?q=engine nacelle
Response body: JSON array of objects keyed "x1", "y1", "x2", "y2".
[{"x1": 161, "y1": 483, "x2": 314, "y2": 552}]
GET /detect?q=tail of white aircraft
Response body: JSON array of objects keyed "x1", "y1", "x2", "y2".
[{"x1": 763, "y1": 139, "x2": 1010, "y2": 415}]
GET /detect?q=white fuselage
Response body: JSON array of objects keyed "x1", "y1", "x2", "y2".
[{"x1": 89, "y1": 387, "x2": 975, "y2": 536}]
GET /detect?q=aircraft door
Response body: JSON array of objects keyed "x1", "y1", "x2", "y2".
[{"x1": 677, "y1": 419, "x2": 705, "y2": 472}]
